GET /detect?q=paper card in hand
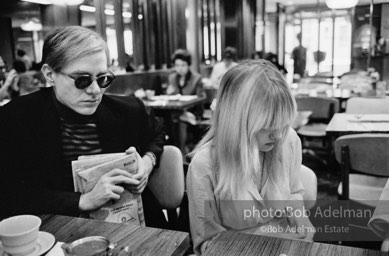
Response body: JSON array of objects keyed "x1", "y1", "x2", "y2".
[{"x1": 72, "y1": 152, "x2": 145, "y2": 226}]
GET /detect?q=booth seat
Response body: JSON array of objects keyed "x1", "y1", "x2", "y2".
[{"x1": 105, "y1": 69, "x2": 172, "y2": 96}]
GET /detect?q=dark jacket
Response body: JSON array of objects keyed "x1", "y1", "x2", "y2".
[{"x1": 0, "y1": 87, "x2": 164, "y2": 220}]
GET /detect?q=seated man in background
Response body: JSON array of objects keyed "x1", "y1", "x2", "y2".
[
  {"x1": 166, "y1": 49, "x2": 205, "y2": 154},
  {"x1": 0, "y1": 60, "x2": 27, "y2": 101},
  {"x1": 0, "y1": 26, "x2": 167, "y2": 228}
]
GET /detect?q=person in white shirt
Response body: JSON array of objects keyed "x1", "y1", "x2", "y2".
[
  {"x1": 209, "y1": 47, "x2": 238, "y2": 89},
  {"x1": 187, "y1": 59, "x2": 314, "y2": 255}
]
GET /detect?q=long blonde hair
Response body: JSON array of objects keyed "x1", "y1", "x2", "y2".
[{"x1": 192, "y1": 59, "x2": 296, "y2": 199}]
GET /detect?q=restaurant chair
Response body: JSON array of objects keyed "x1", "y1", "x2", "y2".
[
  {"x1": 334, "y1": 134, "x2": 389, "y2": 206},
  {"x1": 298, "y1": 72, "x2": 334, "y2": 86},
  {"x1": 335, "y1": 134, "x2": 389, "y2": 246},
  {"x1": 346, "y1": 97, "x2": 389, "y2": 114},
  {"x1": 306, "y1": 83, "x2": 333, "y2": 92},
  {"x1": 148, "y1": 145, "x2": 185, "y2": 229},
  {"x1": 295, "y1": 96, "x2": 339, "y2": 163},
  {"x1": 297, "y1": 78, "x2": 333, "y2": 92},
  {"x1": 179, "y1": 108, "x2": 212, "y2": 155},
  {"x1": 368, "y1": 177, "x2": 389, "y2": 252},
  {"x1": 301, "y1": 165, "x2": 317, "y2": 210}
]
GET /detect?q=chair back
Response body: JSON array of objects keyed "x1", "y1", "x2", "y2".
[
  {"x1": 334, "y1": 134, "x2": 389, "y2": 177},
  {"x1": 148, "y1": 145, "x2": 185, "y2": 209},
  {"x1": 300, "y1": 165, "x2": 317, "y2": 210},
  {"x1": 295, "y1": 96, "x2": 339, "y2": 121},
  {"x1": 346, "y1": 97, "x2": 389, "y2": 114}
]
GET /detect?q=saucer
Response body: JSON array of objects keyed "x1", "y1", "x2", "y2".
[{"x1": 1, "y1": 231, "x2": 55, "y2": 256}]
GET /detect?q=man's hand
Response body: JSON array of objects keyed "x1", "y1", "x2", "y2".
[
  {"x1": 125, "y1": 147, "x2": 153, "y2": 194},
  {"x1": 78, "y1": 147, "x2": 154, "y2": 211},
  {"x1": 79, "y1": 168, "x2": 139, "y2": 211}
]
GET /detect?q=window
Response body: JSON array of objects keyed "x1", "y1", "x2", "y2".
[{"x1": 285, "y1": 8, "x2": 352, "y2": 77}]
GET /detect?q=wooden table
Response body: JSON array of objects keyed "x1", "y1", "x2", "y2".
[
  {"x1": 295, "y1": 88, "x2": 352, "y2": 99},
  {"x1": 40, "y1": 215, "x2": 190, "y2": 256},
  {"x1": 144, "y1": 96, "x2": 207, "y2": 146},
  {"x1": 326, "y1": 113, "x2": 389, "y2": 137},
  {"x1": 203, "y1": 231, "x2": 384, "y2": 256},
  {"x1": 144, "y1": 95, "x2": 206, "y2": 111}
]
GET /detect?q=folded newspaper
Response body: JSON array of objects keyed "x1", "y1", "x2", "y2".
[{"x1": 72, "y1": 152, "x2": 145, "y2": 226}]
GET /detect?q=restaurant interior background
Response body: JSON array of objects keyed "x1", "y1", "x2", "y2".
[
  {"x1": 1, "y1": 0, "x2": 389, "y2": 204},
  {"x1": 1, "y1": 5, "x2": 389, "y2": 177},
  {"x1": 2, "y1": 0, "x2": 389, "y2": 252},
  {"x1": 1, "y1": 0, "x2": 389, "y2": 82}
]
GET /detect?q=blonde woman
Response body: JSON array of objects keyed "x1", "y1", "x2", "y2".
[{"x1": 187, "y1": 59, "x2": 314, "y2": 255}]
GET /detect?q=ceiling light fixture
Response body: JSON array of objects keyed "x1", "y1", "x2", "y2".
[
  {"x1": 51, "y1": 0, "x2": 84, "y2": 6},
  {"x1": 21, "y1": 0, "x2": 51, "y2": 5},
  {"x1": 79, "y1": 5, "x2": 95, "y2": 12},
  {"x1": 22, "y1": 0, "x2": 84, "y2": 5},
  {"x1": 122, "y1": 12, "x2": 132, "y2": 18},
  {"x1": 325, "y1": 0, "x2": 358, "y2": 9},
  {"x1": 79, "y1": 5, "x2": 132, "y2": 18},
  {"x1": 21, "y1": 19, "x2": 43, "y2": 31},
  {"x1": 104, "y1": 9, "x2": 115, "y2": 15}
]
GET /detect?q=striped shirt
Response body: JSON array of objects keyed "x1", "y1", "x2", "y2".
[
  {"x1": 52, "y1": 92, "x2": 103, "y2": 161},
  {"x1": 60, "y1": 119, "x2": 103, "y2": 161}
]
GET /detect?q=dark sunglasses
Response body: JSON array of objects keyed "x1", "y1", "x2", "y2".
[{"x1": 60, "y1": 72, "x2": 115, "y2": 90}]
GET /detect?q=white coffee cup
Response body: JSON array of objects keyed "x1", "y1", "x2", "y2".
[{"x1": 0, "y1": 215, "x2": 41, "y2": 256}]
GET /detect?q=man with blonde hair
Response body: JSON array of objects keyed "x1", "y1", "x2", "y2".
[{"x1": 0, "y1": 26, "x2": 167, "y2": 228}]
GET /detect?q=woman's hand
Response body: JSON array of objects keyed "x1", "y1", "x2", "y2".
[
  {"x1": 79, "y1": 168, "x2": 139, "y2": 211},
  {"x1": 287, "y1": 209, "x2": 315, "y2": 241}
]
